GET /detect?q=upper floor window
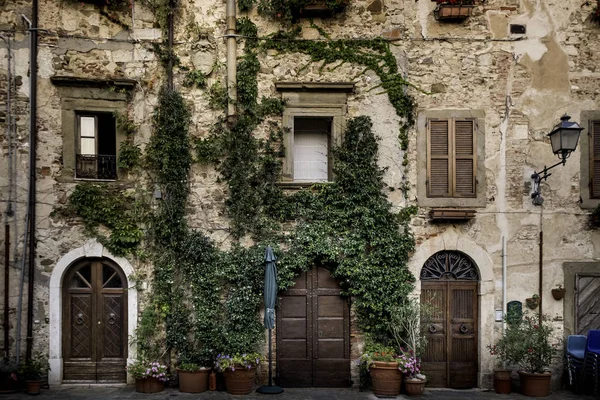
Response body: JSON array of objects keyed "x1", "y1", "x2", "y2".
[
  {"x1": 416, "y1": 110, "x2": 486, "y2": 208},
  {"x1": 589, "y1": 120, "x2": 600, "y2": 199},
  {"x1": 293, "y1": 117, "x2": 332, "y2": 182},
  {"x1": 76, "y1": 112, "x2": 117, "y2": 180},
  {"x1": 276, "y1": 82, "x2": 354, "y2": 186},
  {"x1": 427, "y1": 118, "x2": 476, "y2": 198}
]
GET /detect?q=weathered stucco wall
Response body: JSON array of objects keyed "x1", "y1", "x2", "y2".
[{"x1": 1, "y1": 0, "x2": 600, "y2": 390}]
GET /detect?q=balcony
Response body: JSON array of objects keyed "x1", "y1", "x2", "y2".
[{"x1": 76, "y1": 154, "x2": 117, "y2": 180}]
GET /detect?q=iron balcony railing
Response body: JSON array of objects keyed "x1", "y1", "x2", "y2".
[{"x1": 76, "y1": 154, "x2": 117, "y2": 180}]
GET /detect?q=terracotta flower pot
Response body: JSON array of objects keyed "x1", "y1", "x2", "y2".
[
  {"x1": 25, "y1": 380, "x2": 42, "y2": 395},
  {"x1": 223, "y1": 366, "x2": 256, "y2": 395},
  {"x1": 493, "y1": 369, "x2": 512, "y2": 394},
  {"x1": 177, "y1": 367, "x2": 211, "y2": 393},
  {"x1": 370, "y1": 361, "x2": 402, "y2": 397},
  {"x1": 135, "y1": 377, "x2": 164, "y2": 393},
  {"x1": 518, "y1": 371, "x2": 551, "y2": 397},
  {"x1": 404, "y1": 377, "x2": 426, "y2": 396}
]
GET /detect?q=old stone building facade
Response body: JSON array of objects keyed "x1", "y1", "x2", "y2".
[{"x1": 1, "y1": 0, "x2": 599, "y2": 391}]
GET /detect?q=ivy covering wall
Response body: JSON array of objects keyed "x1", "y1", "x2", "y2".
[{"x1": 58, "y1": 4, "x2": 418, "y2": 366}]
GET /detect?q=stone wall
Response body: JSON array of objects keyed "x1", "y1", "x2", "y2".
[{"x1": 0, "y1": 0, "x2": 599, "y2": 390}]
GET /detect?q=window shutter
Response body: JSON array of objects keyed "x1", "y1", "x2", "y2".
[
  {"x1": 591, "y1": 121, "x2": 600, "y2": 198},
  {"x1": 454, "y1": 120, "x2": 476, "y2": 197},
  {"x1": 428, "y1": 120, "x2": 450, "y2": 197}
]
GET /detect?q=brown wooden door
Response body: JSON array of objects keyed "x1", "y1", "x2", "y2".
[
  {"x1": 575, "y1": 274, "x2": 600, "y2": 334},
  {"x1": 421, "y1": 281, "x2": 478, "y2": 388},
  {"x1": 63, "y1": 259, "x2": 127, "y2": 382},
  {"x1": 277, "y1": 266, "x2": 350, "y2": 387}
]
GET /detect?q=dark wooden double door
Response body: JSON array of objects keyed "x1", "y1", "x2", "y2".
[
  {"x1": 277, "y1": 267, "x2": 350, "y2": 387},
  {"x1": 62, "y1": 259, "x2": 127, "y2": 382},
  {"x1": 421, "y1": 281, "x2": 478, "y2": 388}
]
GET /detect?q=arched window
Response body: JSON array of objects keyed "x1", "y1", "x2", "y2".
[{"x1": 420, "y1": 251, "x2": 479, "y2": 281}]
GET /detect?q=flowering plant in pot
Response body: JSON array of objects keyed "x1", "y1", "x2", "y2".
[
  {"x1": 493, "y1": 312, "x2": 559, "y2": 397},
  {"x1": 127, "y1": 360, "x2": 168, "y2": 393},
  {"x1": 360, "y1": 344, "x2": 404, "y2": 397},
  {"x1": 487, "y1": 342, "x2": 512, "y2": 394},
  {"x1": 215, "y1": 353, "x2": 261, "y2": 395}
]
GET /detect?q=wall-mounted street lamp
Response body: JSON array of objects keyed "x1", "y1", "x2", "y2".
[
  {"x1": 531, "y1": 115, "x2": 584, "y2": 205},
  {"x1": 530, "y1": 115, "x2": 583, "y2": 324}
]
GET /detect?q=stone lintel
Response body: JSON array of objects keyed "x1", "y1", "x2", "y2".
[
  {"x1": 275, "y1": 81, "x2": 355, "y2": 92},
  {"x1": 50, "y1": 75, "x2": 137, "y2": 89}
]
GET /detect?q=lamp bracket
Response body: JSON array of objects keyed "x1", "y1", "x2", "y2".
[{"x1": 531, "y1": 159, "x2": 566, "y2": 205}]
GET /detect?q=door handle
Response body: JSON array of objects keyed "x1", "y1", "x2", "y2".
[
  {"x1": 76, "y1": 313, "x2": 84, "y2": 325},
  {"x1": 460, "y1": 324, "x2": 468, "y2": 334}
]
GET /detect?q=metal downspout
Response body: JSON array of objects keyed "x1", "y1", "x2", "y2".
[
  {"x1": 501, "y1": 236, "x2": 506, "y2": 367},
  {"x1": 167, "y1": 0, "x2": 174, "y2": 91},
  {"x1": 26, "y1": 0, "x2": 39, "y2": 361},
  {"x1": 226, "y1": 0, "x2": 236, "y2": 116},
  {"x1": 1, "y1": 33, "x2": 12, "y2": 361}
]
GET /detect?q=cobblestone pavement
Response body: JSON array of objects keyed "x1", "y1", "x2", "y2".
[{"x1": 0, "y1": 386, "x2": 596, "y2": 400}]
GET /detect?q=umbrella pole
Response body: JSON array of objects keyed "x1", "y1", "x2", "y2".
[{"x1": 257, "y1": 326, "x2": 284, "y2": 394}]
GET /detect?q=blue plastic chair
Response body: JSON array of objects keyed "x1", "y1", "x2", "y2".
[
  {"x1": 567, "y1": 335, "x2": 587, "y2": 388},
  {"x1": 581, "y1": 330, "x2": 600, "y2": 398}
]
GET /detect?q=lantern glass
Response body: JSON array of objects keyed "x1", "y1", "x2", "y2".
[{"x1": 547, "y1": 115, "x2": 583, "y2": 158}]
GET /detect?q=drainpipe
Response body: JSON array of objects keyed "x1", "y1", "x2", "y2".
[
  {"x1": 502, "y1": 236, "x2": 506, "y2": 332},
  {"x1": 25, "y1": 0, "x2": 39, "y2": 361},
  {"x1": 225, "y1": 0, "x2": 237, "y2": 116},
  {"x1": 1, "y1": 33, "x2": 12, "y2": 361},
  {"x1": 167, "y1": 0, "x2": 174, "y2": 91}
]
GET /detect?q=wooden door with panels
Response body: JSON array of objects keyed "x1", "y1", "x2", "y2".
[
  {"x1": 575, "y1": 274, "x2": 600, "y2": 334},
  {"x1": 62, "y1": 259, "x2": 127, "y2": 382},
  {"x1": 420, "y1": 251, "x2": 479, "y2": 389},
  {"x1": 277, "y1": 266, "x2": 350, "y2": 387}
]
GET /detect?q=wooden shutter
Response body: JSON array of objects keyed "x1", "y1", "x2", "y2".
[
  {"x1": 590, "y1": 121, "x2": 600, "y2": 198},
  {"x1": 428, "y1": 120, "x2": 450, "y2": 197},
  {"x1": 453, "y1": 120, "x2": 476, "y2": 198}
]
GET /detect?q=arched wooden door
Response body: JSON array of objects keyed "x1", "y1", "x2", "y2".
[
  {"x1": 420, "y1": 251, "x2": 479, "y2": 389},
  {"x1": 276, "y1": 266, "x2": 350, "y2": 387},
  {"x1": 62, "y1": 259, "x2": 127, "y2": 382}
]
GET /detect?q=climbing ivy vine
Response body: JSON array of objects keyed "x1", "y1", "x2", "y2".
[{"x1": 59, "y1": 10, "x2": 419, "y2": 366}]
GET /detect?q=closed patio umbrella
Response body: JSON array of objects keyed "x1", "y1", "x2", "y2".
[{"x1": 257, "y1": 246, "x2": 284, "y2": 394}]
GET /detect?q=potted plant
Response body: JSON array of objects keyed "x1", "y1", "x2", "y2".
[
  {"x1": 493, "y1": 313, "x2": 558, "y2": 397},
  {"x1": 177, "y1": 360, "x2": 211, "y2": 394},
  {"x1": 590, "y1": 204, "x2": 600, "y2": 224},
  {"x1": 525, "y1": 294, "x2": 540, "y2": 310},
  {"x1": 214, "y1": 353, "x2": 261, "y2": 395},
  {"x1": 127, "y1": 360, "x2": 168, "y2": 393},
  {"x1": 257, "y1": 0, "x2": 348, "y2": 22},
  {"x1": 18, "y1": 352, "x2": 50, "y2": 395},
  {"x1": 433, "y1": 0, "x2": 475, "y2": 21},
  {"x1": 0, "y1": 359, "x2": 19, "y2": 393},
  {"x1": 487, "y1": 343, "x2": 512, "y2": 394},
  {"x1": 388, "y1": 298, "x2": 429, "y2": 396},
  {"x1": 360, "y1": 344, "x2": 403, "y2": 397},
  {"x1": 551, "y1": 284, "x2": 566, "y2": 301}
]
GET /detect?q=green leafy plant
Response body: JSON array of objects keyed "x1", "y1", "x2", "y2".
[
  {"x1": 214, "y1": 353, "x2": 262, "y2": 372},
  {"x1": 258, "y1": 0, "x2": 348, "y2": 22},
  {"x1": 18, "y1": 353, "x2": 50, "y2": 381},
  {"x1": 492, "y1": 313, "x2": 559, "y2": 374},
  {"x1": 127, "y1": 360, "x2": 168, "y2": 381},
  {"x1": 183, "y1": 70, "x2": 207, "y2": 88},
  {"x1": 177, "y1": 362, "x2": 209, "y2": 372}
]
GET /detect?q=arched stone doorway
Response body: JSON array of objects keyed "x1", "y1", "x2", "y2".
[
  {"x1": 48, "y1": 241, "x2": 137, "y2": 385},
  {"x1": 420, "y1": 250, "x2": 480, "y2": 389},
  {"x1": 62, "y1": 258, "x2": 128, "y2": 382},
  {"x1": 276, "y1": 266, "x2": 350, "y2": 387}
]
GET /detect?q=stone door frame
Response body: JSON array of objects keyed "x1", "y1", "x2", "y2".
[
  {"x1": 408, "y1": 229, "x2": 495, "y2": 387},
  {"x1": 49, "y1": 240, "x2": 138, "y2": 385}
]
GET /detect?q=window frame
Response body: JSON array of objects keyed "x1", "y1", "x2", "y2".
[
  {"x1": 276, "y1": 82, "x2": 354, "y2": 187},
  {"x1": 579, "y1": 111, "x2": 600, "y2": 209},
  {"x1": 417, "y1": 110, "x2": 486, "y2": 208},
  {"x1": 426, "y1": 117, "x2": 477, "y2": 199}
]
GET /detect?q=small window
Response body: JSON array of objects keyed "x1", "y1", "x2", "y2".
[
  {"x1": 427, "y1": 118, "x2": 476, "y2": 198},
  {"x1": 75, "y1": 112, "x2": 117, "y2": 180},
  {"x1": 590, "y1": 120, "x2": 600, "y2": 198},
  {"x1": 293, "y1": 117, "x2": 332, "y2": 182}
]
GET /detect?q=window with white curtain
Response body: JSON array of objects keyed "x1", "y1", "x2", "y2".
[{"x1": 293, "y1": 117, "x2": 332, "y2": 182}]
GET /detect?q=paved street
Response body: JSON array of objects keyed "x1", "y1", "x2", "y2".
[{"x1": 0, "y1": 386, "x2": 596, "y2": 400}]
